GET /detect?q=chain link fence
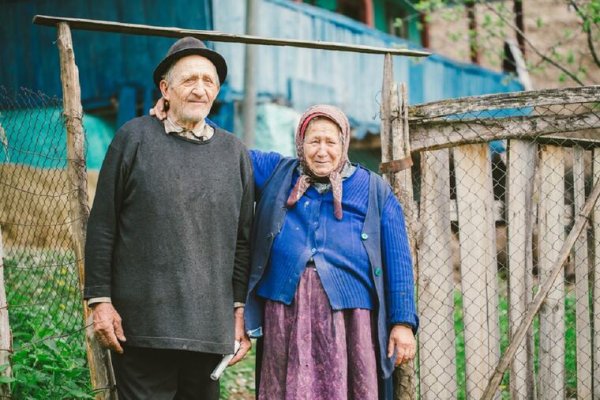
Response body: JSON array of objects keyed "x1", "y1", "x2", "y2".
[
  {"x1": 410, "y1": 89, "x2": 600, "y2": 399},
  {"x1": 0, "y1": 83, "x2": 599, "y2": 399},
  {"x1": 0, "y1": 87, "x2": 92, "y2": 398}
]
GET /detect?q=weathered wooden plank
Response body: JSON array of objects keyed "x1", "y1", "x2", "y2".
[
  {"x1": 410, "y1": 111, "x2": 600, "y2": 153},
  {"x1": 0, "y1": 227, "x2": 12, "y2": 397},
  {"x1": 482, "y1": 176, "x2": 600, "y2": 400},
  {"x1": 593, "y1": 149, "x2": 600, "y2": 399},
  {"x1": 57, "y1": 22, "x2": 116, "y2": 400},
  {"x1": 390, "y1": 83, "x2": 417, "y2": 400},
  {"x1": 409, "y1": 86, "x2": 600, "y2": 120},
  {"x1": 572, "y1": 146, "x2": 593, "y2": 399},
  {"x1": 33, "y1": 15, "x2": 430, "y2": 57},
  {"x1": 454, "y1": 144, "x2": 500, "y2": 400},
  {"x1": 417, "y1": 148, "x2": 456, "y2": 399},
  {"x1": 380, "y1": 53, "x2": 393, "y2": 187},
  {"x1": 537, "y1": 145, "x2": 565, "y2": 399},
  {"x1": 506, "y1": 139, "x2": 536, "y2": 400}
]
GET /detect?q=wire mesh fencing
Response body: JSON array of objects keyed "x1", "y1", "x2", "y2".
[
  {"x1": 409, "y1": 88, "x2": 600, "y2": 399},
  {"x1": 1, "y1": 82, "x2": 599, "y2": 400},
  {"x1": 0, "y1": 87, "x2": 92, "y2": 398}
]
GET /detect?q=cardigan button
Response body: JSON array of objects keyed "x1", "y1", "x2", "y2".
[
  {"x1": 361, "y1": 233, "x2": 369, "y2": 240},
  {"x1": 374, "y1": 267, "x2": 382, "y2": 276}
]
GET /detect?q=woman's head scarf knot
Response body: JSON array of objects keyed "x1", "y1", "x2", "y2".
[{"x1": 286, "y1": 104, "x2": 351, "y2": 220}]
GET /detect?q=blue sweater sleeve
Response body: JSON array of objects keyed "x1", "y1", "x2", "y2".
[
  {"x1": 381, "y1": 192, "x2": 419, "y2": 331},
  {"x1": 249, "y1": 150, "x2": 283, "y2": 195}
]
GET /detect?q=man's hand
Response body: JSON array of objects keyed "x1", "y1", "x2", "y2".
[
  {"x1": 387, "y1": 324, "x2": 416, "y2": 366},
  {"x1": 91, "y1": 303, "x2": 126, "y2": 354},
  {"x1": 149, "y1": 97, "x2": 168, "y2": 120},
  {"x1": 229, "y1": 307, "x2": 251, "y2": 365}
]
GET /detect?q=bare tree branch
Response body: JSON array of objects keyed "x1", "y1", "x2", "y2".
[
  {"x1": 478, "y1": 0, "x2": 585, "y2": 85},
  {"x1": 568, "y1": 0, "x2": 600, "y2": 68}
]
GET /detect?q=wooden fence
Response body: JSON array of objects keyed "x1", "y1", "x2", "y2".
[{"x1": 380, "y1": 60, "x2": 600, "y2": 399}]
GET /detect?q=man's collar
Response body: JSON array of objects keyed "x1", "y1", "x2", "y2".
[{"x1": 163, "y1": 117, "x2": 214, "y2": 141}]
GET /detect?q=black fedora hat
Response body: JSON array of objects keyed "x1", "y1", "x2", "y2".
[{"x1": 153, "y1": 36, "x2": 227, "y2": 87}]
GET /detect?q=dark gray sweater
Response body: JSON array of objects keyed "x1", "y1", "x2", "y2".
[{"x1": 84, "y1": 116, "x2": 253, "y2": 354}]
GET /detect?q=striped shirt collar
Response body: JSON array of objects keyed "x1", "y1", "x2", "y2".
[{"x1": 163, "y1": 117, "x2": 214, "y2": 142}]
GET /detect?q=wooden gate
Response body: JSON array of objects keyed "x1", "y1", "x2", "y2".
[{"x1": 380, "y1": 58, "x2": 600, "y2": 399}]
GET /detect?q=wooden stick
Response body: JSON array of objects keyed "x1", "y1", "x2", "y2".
[
  {"x1": 33, "y1": 15, "x2": 430, "y2": 57},
  {"x1": 481, "y1": 177, "x2": 600, "y2": 400},
  {"x1": 0, "y1": 227, "x2": 11, "y2": 397},
  {"x1": 57, "y1": 22, "x2": 116, "y2": 400}
]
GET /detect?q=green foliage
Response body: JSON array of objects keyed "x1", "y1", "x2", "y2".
[
  {"x1": 4, "y1": 253, "x2": 95, "y2": 399},
  {"x1": 406, "y1": 0, "x2": 598, "y2": 85}
]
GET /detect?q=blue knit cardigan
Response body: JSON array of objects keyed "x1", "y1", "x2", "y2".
[{"x1": 244, "y1": 152, "x2": 418, "y2": 397}]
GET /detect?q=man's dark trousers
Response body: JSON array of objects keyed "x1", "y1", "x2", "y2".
[{"x1": 111, "y1": 346, "x2": 221, "y2": 400}]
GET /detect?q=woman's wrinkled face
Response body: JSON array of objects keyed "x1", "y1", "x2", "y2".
[{"x1": 303, "y1": 118, "x2": 343, "y2": 177}]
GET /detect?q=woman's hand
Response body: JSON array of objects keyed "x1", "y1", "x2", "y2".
[
  {"x1": 149, "y1": 97, "x2": 168, "y2": 120},
  {"x1": 387, "y1": 324, "x2": 416, "y2": 366}
]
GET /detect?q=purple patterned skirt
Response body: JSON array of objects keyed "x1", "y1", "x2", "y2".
[{"x1": 258, "y1": 266, "x2": 379, "y2": 400}]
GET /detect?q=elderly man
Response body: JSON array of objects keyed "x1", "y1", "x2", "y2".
[{"x1": 84, "y1": 37, "x2": 254, "y2": 399}]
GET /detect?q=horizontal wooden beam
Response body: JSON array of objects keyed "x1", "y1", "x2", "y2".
[
  {"x1": 409, "y1": 86, "x2": 600, "y2": 120},
  {"x1": 32, "y1": 15, "x2": 431, "y2": 57},
  {"x1": 410, "y1": 111, "x2": 600, "y2": 152}
]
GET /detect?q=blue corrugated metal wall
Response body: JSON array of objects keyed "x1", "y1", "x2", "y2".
[
  {"x1": 1, "y1": 0, "x2": 213, "y2": 111},
  {"x1": 214, "y1": 0, "x2": 523, "y2": 136}
]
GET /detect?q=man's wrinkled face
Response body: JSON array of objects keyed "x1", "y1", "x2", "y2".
[{"x1": 160, "y1": 55, "x2": 220, "y2": 127}]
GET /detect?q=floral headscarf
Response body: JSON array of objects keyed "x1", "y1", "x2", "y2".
[{"x1": 286, "y1": 104, "x2": 351, "y2": 220}]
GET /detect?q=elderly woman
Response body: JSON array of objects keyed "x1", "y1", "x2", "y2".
[{"x1": 245, "y1": 104, "x2": 418, "y2": 400}]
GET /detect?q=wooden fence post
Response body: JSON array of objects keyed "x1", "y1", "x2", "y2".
[
  {"x1": 537, "y1": 145, "x2": 565, "y2": 399},
  {"x1": 454, "y1": 143, "x2": 500, "y2": 400},
  {"x1": 593, "y1": 149, "x2": 600, "y2": 399},
  {"x1": 506, "y1": 139, "x2": 537, "y2": 400},
  {"x1": 0, "y1": 227, "x2": 12, "y2": 397},
  {"x1": 572, "y1": 146, "x2": 593, "y2": 399},
  {"x1": 380, "y1": 54, "x2": 418, "y2": 400},
  {"x1": 56, "y1": 22, "x2": 116, "y2": 399}
]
